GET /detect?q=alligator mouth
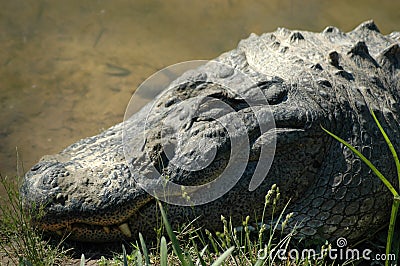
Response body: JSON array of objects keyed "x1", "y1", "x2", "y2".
[
  {"x1": 49, "y1": 219, "x2": 136, "y2": 241},
  {"x1": 24, "y1": 169, "x2": 155, "y2": 242},
  {"x1": 35, "y1": 197, "x2": 155, "y2": 242}
]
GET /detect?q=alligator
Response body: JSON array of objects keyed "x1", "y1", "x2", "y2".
[{"x1": 21, "y1": 21, "x2": 400, "y2": 244}]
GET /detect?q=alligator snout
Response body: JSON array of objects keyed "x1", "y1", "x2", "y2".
[{"x1": 28, "y1": 162, "x2": 69, "y2": 187}]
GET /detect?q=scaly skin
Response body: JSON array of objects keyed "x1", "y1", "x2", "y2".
[{"x1": 21, "y1": 21, "x2": 400, "y2": 243}]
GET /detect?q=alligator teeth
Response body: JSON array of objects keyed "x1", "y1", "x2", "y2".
[
  {"x1": 103, "y1": 226, "x2": 110, "y2": 234},
  {"x1": 118, "y1": 223, "x2": 131, "y2": 238}
]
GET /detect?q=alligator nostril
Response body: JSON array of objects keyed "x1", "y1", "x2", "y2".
[{"x1": 30, "y1": 164, "x2": 42, "y2": 171}]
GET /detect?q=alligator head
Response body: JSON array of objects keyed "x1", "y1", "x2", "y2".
[{"x1": 21, "y1": 21, "x2": 400, "y2": 243}]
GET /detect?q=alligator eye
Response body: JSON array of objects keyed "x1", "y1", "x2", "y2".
[{"x1": 263, "y1": 84, "x2": 288, "y2": 105}]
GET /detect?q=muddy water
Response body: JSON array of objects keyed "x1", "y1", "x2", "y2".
[{"x1": 0, "y1": 0, "x2": 399, "y2": 182}]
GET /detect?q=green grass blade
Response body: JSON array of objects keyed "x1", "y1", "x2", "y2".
[
  {"x1": 391, "y1": 214, "x2": 400, "y2": 264},
  {"x1": 254, "y1": 259, "x2": 264, "y2": 266},
  {"x1": 160, "y1": 236, "x2": 168, "y2": 266},
  {"x1": 321, "y1": 126, "x2": 398, "y2": 197},
  {"x1": 80, "y1": 254, "x2": 85, "y2": 266},
  {"x1": 210, "y1": 246, "x2": 234, "y2": 266},
  {"x1": 158, "y1": 201, "x2": 193, "y2": 266},
  {"x1": 196, "y1": 246, "x2": 208, "y2": 266},
  {"x1": 136, "y1": 249, "x2": 143, "y2": 266},
  {"x1": 139, "y1": 232, "x2": 150, "y2": 265},
  {"x1": 122, "y1": 244, "x2": 128, "y2": 266},
  {"x1": 386, "y1": 199, "x2": 400, "y2": 265},
  {"x1": 369, "y1": 108, "x2": 400, "y2": 189}
]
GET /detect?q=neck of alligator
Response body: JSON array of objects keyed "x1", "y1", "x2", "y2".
[{"x1": 22, "y1": 20, "x2": 400, "y2": 243}]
